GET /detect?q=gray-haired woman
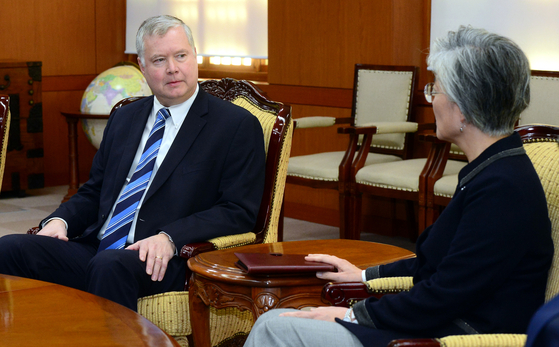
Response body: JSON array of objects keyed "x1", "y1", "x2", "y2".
[{"x1": 243, "y1": 26, "x2": 552, "y2": 347}]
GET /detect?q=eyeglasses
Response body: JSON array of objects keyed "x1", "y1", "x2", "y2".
[{"x1": 424, "y1": 82, "x2": 445, "y2": 103}]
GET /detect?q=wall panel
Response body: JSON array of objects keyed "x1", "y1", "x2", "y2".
[
  {"x1": 0, "y1": 0, "x2": 97, "y2": 75},
  {"x1": 95, "y1": 0, "x2": 128, "y2": 73},
  {"x1": 268, "y1": 0, "x2": 431, "y2": 232},
  {"x1": 268, "y1": 0, "x2": 427, "y2": 88},
  {"x1": 0, "y1": 0, "x2": 126, "y2": 189}
]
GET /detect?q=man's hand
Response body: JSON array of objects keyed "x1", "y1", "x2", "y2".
[
  {"x1": 279, "y1": 306, "x2": 348, "y2": 322},
  {"x1": 126, "y1": 234, "x2": 176, "y2": 282},
  {"x1": 37, "y1": 219, "x2": 69, "y2": 241},
  {"x1": 305, "y1": 254, "x2": 363, "y2": 282}
]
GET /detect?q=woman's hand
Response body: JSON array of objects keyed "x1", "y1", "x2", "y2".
[{"x1": 306, "y1": 254, "x2": 363, "y2": 282}]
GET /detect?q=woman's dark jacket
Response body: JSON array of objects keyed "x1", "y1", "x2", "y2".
[{"x1": 340, "y1": 132, "x2": 553, "y2": 345}]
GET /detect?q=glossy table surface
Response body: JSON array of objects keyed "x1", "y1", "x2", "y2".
[
  {"x1": 189, "y1": 239, "x2": 416, "y2": 286},
  {"x1": 0, "y1": 274, "x2": 180, "y2": 346}
]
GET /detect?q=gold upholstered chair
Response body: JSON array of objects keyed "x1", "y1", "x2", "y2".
[
  {"x1": 28, "y1": 79, "x2": 293, "y2": 347},
  {"x1": 0, "y1": 95, "x2": 10, "y2": 192},
  {"x1": 117, "y1": 79, "x2": 293, "y2": 347},
  {"x1": 286, "y1": 64, "x2": 420, "y2": 239},
  {"x1": 322, "y1": 124, "x2": 559, "y2": 347}
]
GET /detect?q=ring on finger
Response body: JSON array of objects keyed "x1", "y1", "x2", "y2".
[{"x1": 155, "y1": 255, "x2": 162, "y2": 259}]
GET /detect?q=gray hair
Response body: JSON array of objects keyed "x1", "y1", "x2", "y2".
[
  {"x1": 427, "y1": 26, "x2": 530, "y2": 136},
  {"x1": 136, "y1": 15, "x2": 196, "y2": 66}
]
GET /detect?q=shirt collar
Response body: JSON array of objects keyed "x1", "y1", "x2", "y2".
[{"x1": 152, "y1": 83, "x2": 199, "y2": 129}]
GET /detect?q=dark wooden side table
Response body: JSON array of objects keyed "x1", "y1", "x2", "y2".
[
  {"x1": 60, "y1": 111, "x2": 108, "y2": 202},
  {"x1": 188, "y1": 239, "x2": 415, "y2": 347},
  {"x1": 0, "y1": 274, "x2": 180, "y2": 346}
]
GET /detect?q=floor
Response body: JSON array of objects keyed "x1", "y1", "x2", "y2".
[{"x1": 0, "y1": 185, "x2": 416, "y2": 252}]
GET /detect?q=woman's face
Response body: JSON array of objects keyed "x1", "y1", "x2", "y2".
[{"x1": 432, "y1": 81, "x2": 463, "y2": 142}]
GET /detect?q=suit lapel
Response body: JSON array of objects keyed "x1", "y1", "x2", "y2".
[
  {"x1": 110, "y1": 97, "x2": 153, "y2": 204},
  {"x1": 144, "y1": 90, "x2": 209, "y2": 201}
]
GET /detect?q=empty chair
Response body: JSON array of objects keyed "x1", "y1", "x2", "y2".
[{"x1": 287, "y1": 64, "x2": 419, "y2": 239}]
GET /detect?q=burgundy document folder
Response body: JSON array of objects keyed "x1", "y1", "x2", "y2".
[{"x1": 234, "y1": 252, "x2": 336, "y2": 275}]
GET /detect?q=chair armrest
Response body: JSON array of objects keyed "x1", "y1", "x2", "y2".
[
  {"x1": 338, "y1": 121, "x2": 418, "y2": 135},
  {"x1": 179, "y1": 232, "x2": 257, "y2": 289},
  {"x1": 179, "y1": 232, "x2": 257, "y2": 259},
  {"x1": 207, "y1": 232, "x2": 256, "y2": 249},
  {"x1": 322, "y1": 282, "x2": 371, "y2": 307},
  {"x1": 180, "y1": 241, "x2": 216, "y2": 259},
  {"x1": 27, "y1": 226, "x2": 39, "y2": 235},
  {"x1": 294, "y1": 116, "x2": 352, "y2": 129},
  {"x1": 365, "y1": 276, "x2": 414, "y2": 293},
  {"x1": 388, "y1": 339, "x2": 441, "y2": 347},
  {"x1": 322, "y1": 277, "x2": 414, "y2": 307},
  {"x1": 294, "y1": 116, "x2": 336, "y2": 129},
  {"x1": 388, "y1": 333, "x2": 526, "y2": 347}
]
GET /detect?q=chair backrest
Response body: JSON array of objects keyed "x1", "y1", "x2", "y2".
[
  {"x1": 351, "y1": 64, "x2": 418, "y2": 154},
  {"x1": 0, "y1": 95, "x2": 10, "y2": 193},
  {"x1": 519, "y1": 70, "x2": 559, "y2": 127},
  {"x1": 111, "y1": 79, "x2": 293, "y2": 245},
  {"x1": 199, "y1": 78, "x2": 293, "y2": 244},
  {"x1": 518, "y1": 124, "x2": 559, "y2": 301}
]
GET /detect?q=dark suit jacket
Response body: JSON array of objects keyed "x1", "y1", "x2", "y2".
[
  {"x1": 47, "y1": 88, "x2": 266, "y2": 250},
  {"x1": 525, "y1": 294, "x2": 559, "y2": 347}
]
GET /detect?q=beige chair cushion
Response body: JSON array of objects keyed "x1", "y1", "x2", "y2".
[
  {"x1": 288, "y1": 151, "x2": 402, "y2": 181},
  {"x1": 519, "y1": 75, "x2": 559, "y2": 126},
  {"x1": 355, "y1": 158, "x2": 428, "y2": 192},
  {"x1": 433, "y1": 161, "x2": 469, "y2": 198},
  {"x1": 354, "y1": 69, "x2": 415, "y2": 150}
]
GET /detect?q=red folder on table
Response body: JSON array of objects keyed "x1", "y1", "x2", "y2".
[{"x1": 234, "y1": 252, "x2": 336, "y2": 275}]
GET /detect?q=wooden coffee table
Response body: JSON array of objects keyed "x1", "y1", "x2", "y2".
[
  {"x1": 188, "y1": 239, "x2": 415, "y2": 347},
  {"x1": 0, "y1": 274, "x2": 180, "y2": 346}
]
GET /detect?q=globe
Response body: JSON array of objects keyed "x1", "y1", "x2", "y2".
[{"x1": 80, "y1": 64, "x2": 152, "y2": 149}]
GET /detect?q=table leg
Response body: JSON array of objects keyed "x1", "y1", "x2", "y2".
[
  {"x1": 189, "y1": 275, "x2": 212, "y2": 347},
  {"x1": 63, "y1": 117, "x2": 79, "y2": 203}
]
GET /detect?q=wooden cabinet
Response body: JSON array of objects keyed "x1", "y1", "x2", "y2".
[{"x1": 0, "y1": 61, "x2": 43, "y2": 194}]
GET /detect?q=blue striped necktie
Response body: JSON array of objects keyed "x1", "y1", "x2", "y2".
[{"x1": 98, "y1": 108, "x2": 171, "y2": 252}]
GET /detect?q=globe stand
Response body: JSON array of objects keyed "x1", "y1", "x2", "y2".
[{"x1": 60, "y1": 111, "x2": 109, "y2": 203}]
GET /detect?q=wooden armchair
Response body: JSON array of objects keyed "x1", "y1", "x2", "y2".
[
  {"x1": 0, "y1": 95, "x2": 10, "y2": 192},
  {"x1": 287, "y1": 64, "x2": 420, "y2": 239},
  {"x1": 29, "y1": 79, "x2": 293, "y2": 347},
  {"x1": 322, "y1": 124, "x2": 559, "y2": 347}
]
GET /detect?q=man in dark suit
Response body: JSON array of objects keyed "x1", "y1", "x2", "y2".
[{"x1": 0, "y1": 15, "x2": 265, "y2": 311}]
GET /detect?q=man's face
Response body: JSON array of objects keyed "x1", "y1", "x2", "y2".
[{"x1": 138, "y1": 26, "x2": 198, "y2": 107}]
